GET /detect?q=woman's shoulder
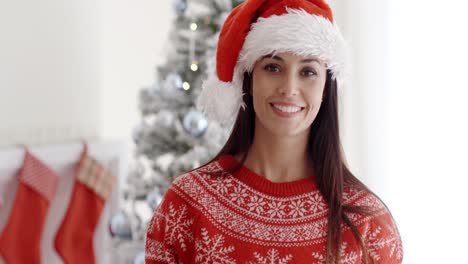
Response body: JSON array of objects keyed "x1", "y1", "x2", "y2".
[
  {"x1": 342, "y1": 185, "x2": 401, "y2": 237},
  {"x1": 171, "y1": 156, "x2": 230, "y2": 185},
  {"x1": 162, "y1": 157, "x2": 231, "y2": 204},
  {"x1": 343, "y1": 186, "x2": 404, "y2": 262},
  {"x1": 343, "y1": 184, "x2": 394, "y2": 217}
]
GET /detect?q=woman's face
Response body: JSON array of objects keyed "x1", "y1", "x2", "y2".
[{"x1": 251, "y1": 52, "x2": 327, "y2": 138}]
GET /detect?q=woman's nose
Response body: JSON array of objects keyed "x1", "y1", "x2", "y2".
[{"x1": 278, "y1": 74, "x2": 299, "y2": 96}]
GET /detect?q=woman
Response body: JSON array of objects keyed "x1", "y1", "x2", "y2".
[{"x1": 145, "y1": 0, "x2": 403, "y2": 263}]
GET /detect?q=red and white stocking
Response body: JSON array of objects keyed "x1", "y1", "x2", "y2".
[
  {"x1": 0, "y1": 150, "x2": 59, "y2": 264},
  {"x1": 54, "y1": 144, "x2": 115, "y2": 264}
]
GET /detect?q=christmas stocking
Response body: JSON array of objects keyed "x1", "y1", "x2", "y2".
[
  {"x1": 54, "y1": 145, "x2": 115, "y2": 264},
  {"x1": 0, "y1": 150, "x2": 59, "y2": 264}
]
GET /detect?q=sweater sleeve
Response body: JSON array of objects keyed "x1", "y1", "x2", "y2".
[
  {"x1": 145, "y1": 188, "x2": 193, "y2": 264},
  {"x1": 362, "y1": 196, "x2": 404, "y2": 264}
]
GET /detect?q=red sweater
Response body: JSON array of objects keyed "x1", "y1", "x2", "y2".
[{"x1": 145, "y1": 155, "x2": 403, "y2": 263}]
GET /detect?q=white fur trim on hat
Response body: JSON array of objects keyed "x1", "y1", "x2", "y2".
[{"x1": 236, "y1": 8, "x2": 349, "y2": 87}]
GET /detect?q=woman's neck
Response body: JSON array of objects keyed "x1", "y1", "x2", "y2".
[{"x1": 241, "y1": 129, "x2": 314, "y2": 183}]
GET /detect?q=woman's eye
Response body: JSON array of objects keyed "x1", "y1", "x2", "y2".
[
  {"x1": 303, "y1": 68, "x2": 317, "y2": 77},
  {"x1": 264, "y1": 64, "x2": 280, "y2": 72}
]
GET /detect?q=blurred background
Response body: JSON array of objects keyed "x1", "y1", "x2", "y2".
[{"x1": 1, "y1": 0, "x2": 467, "y2": 263}]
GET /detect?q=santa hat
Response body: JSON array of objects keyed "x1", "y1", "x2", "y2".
[{"x1": 197, "y1": 0, "x2": 348, "y2": 126}]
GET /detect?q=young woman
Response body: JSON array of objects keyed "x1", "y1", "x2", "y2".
[{"x1": 145, "y1": 0, "x2": 403, "y2": 263}]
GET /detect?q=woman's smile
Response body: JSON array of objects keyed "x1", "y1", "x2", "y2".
[{"x1": 270, "y1": 103, "x2": 305, "y2": 118}]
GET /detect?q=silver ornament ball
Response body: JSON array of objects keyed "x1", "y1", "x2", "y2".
[
  {"x1": 173, "y1": 0, "x2": 187, "y2": 16},
  {"x1": 109, "y1": 210, "x2": 132, "y2": 240},
  {"x1": 164, "y1": 72, "x2": 183, "y2": 91},
  {"x1": 146, "y1": 191, "x2": 163, "y2": 211},
  {"x1": 132, "y1": 122, "x2": 144, "y2": 144},
  {"x1": 183, "y1": 110, "x2": 208, "y2": 138},
  {"x1": 134, "y1": 251, "x2": 145, "y2": 264}
]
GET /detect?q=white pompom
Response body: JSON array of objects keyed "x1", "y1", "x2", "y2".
[{"x1": 197, "y1": 77, "x2": 244, "y2": 126}]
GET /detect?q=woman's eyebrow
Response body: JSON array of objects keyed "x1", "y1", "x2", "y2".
[
  {"x1": 260, "y1": 54, "x2": 284, "y2": 62},
  {"x1": 300, "y1": 58, "x2": 322, "y2": 64},
  {"x1": 260, "y1": 54, "x2": 322, "y2": 64}
]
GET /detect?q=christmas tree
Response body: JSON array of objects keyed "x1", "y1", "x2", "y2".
[{"x1": 109, "y1": 0, "x2": 243, "y2": 262}]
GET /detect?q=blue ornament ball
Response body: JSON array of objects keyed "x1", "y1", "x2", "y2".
[
  {"x1": 164, "y1": 72, "x2": 183, "y2": 91},
  {"x1": 183, "y1": 110, "x2": 208, "y2": 138},
  {"x1": 132, "y1": 122, "x2": 144, "y2": 144},
  {"x1": 134, "y1": 251, "x2": 145, "y2": 264},
  {"x1": 146, "y1": 191, "x2": 163, "y2": 211},
  {"x1": 173, "y1": 0, "x2": 187, "y2": 16},
  {"x1": 109, "y1": 210, "x2": 132, "y2": 240}
]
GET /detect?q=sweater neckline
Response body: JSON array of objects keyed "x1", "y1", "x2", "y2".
[{"x1": 217, "y1": 154, "x2": 318, "y2": 197}]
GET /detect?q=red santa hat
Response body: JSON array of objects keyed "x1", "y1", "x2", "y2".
[{"x1": 197, "y1": 0, "x2": 348, "y2": 125}]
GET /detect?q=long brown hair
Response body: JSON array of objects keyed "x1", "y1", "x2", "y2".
[{"x1": 197, "y1": 70, "x2": 373, "y2": 263}]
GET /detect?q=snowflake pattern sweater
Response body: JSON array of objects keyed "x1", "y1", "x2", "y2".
[{"x1": 145, "y1": 155, "x2": 403, "y2": 263}]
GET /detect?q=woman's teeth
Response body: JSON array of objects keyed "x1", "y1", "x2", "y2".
[{"x1": 272, "y1": 104, "x2": 302, "y2": 113}]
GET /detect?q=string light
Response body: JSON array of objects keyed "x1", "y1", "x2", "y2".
[
  {"x1": 189, "y1": 23, "x2": 197, "y2": 71},
  {"x1": 182, "y1": 82, "x2": 190, "y2": 90},
  {"x1": 190, "y1": 61, "x2": 199, "y2": 71}
]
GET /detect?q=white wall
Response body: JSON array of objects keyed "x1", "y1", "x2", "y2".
[
  {"x1": 0, "y1": 0, "x2": 101, "y2": 147},
  {"x1": 0, "y1": 0, "x2": 173, "y2": 148},
  {"x1": 387, "y1": 0, "x2": 468, "y2": 262},
  {"x1": 100, "y1": 0, "x2": 173, "y2": 141},
  {"x1": 335, "y1": 0, "x2": 391, "y2": 191},
  {"x1": 338, "y1": 0, "x2": 468, "y2": 262}
]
